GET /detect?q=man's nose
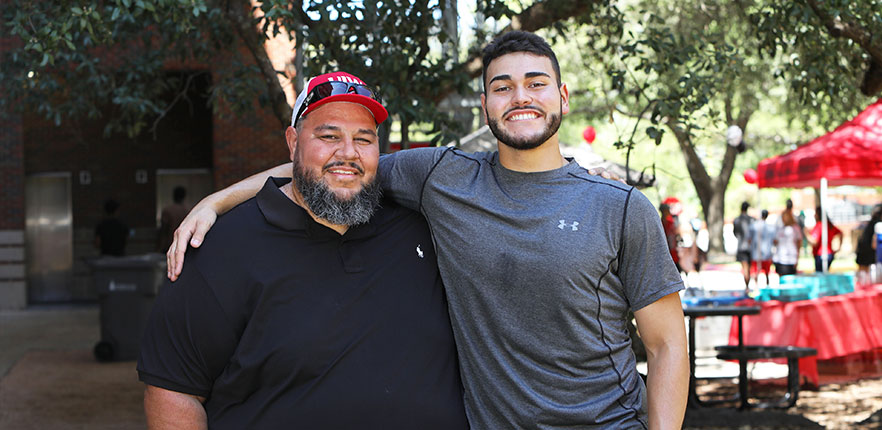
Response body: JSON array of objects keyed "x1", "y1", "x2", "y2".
[
  {"x1": 512, "y1": 86, "x2": 532, "y2": 105},
  {"x1": 336, "y1": 136, "x2": 358, "y2": 159}
]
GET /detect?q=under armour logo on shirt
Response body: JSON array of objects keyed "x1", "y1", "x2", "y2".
[
  {"x1": 558, "y1": 220, "x2": 579, "y2": 231},
  {"x1": 416, "y1": 245, "x2": 424, "y2": 258}
]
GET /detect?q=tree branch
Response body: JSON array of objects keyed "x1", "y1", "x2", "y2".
[
  {"x1": 434, "y1": 0, "x2": 603, "y2": 102},
  {"x1": 802, "y1": 0, "x2": 882, "y2": 95},
  {"x1": 222, "y1": 1, "x2": 293, "y2": 127}
]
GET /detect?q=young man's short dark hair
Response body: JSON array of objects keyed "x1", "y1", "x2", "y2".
[
  {"x1": 481, "y1": 30, "x2": 562, "y2": 92},
  {"x1": 104, "y1": 199, "x2": 119, "y2": 215}
]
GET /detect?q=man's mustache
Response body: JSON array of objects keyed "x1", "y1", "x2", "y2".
[
  {"x1": 323, "y1": 161, "x2": 364, "y2": 175},
  {"x1": 504, "y1": 105, "x2": 545, "y2": 117}
]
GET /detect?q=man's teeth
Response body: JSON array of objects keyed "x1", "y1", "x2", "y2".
[
  {"x1": 329, "y1": 169, "x2": 355, "y2": 175},
  {"x1": 509, "y1": 113, "x2": 538, "y2": 121}
]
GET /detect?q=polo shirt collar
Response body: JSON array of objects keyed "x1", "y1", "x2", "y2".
[{"x1": 256, "y1": 176, "x2": 377, "y2": 239}]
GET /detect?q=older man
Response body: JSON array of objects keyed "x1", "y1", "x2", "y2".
[{"x1": 137, "y1": 72, "x2": 468, "y2": 430}]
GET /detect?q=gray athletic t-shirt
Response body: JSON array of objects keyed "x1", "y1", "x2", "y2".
[{"x1": 379, "y1": 148, "x2": 684, "y2": 429}]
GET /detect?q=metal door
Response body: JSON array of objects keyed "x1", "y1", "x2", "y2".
[{"x1": 25, "y1": 173, "x2": 74, "y2": 303}]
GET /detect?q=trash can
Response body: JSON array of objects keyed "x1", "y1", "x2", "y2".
[{"x1": 89, "y1": 253, "x2": 166, "y2": 362}]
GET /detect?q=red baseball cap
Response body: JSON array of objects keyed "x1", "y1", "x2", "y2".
[{"x1": 291, "y1": 72, "x2": 388, "y2": 126}]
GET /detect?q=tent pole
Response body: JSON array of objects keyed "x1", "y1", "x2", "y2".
[{"x1": 821, "y1": 177, "x2": 828, "y2": 273}]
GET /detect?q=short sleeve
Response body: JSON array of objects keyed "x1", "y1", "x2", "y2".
[
  {"x1": 137, "y1": 264, "x2": 239, "y2": 397},
  {"x1": 617, "y1": 190, "x2": 684, "y2": 311},
  {"x1": 378, "y1": 147, "x2": 448, "y2": 211}
]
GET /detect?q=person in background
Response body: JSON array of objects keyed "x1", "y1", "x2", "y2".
[
  {"x1": 732, "y1": 201, "x2": 754, "y2": 291},
  {"x1": 872, "y1": 214, "x2": 882, "y2": 283},
  {"x1": 157, "y1": 186, "x2": 189, "y2": 253},
  {"x1": 856, "y1": 205, "x2": 882, "y2": 282},
  {"x1": 749, "y1": 209, "x2": 776, "y2": 287},
  {"x1": 676, "y1": 218, "x2": 707, "y2": 290},
  {"x1": 660, "y1": 203, "x2": 681, "y2": 273},
  {"x1": 806, "y1": 207, "x2": 843, "y2": 273},
  {"x1": 773, "y1": 208, "x2": 803, "y2": 277},
  {"x1": 94, "y1": 199, "x2": 129, "y2": 256}
]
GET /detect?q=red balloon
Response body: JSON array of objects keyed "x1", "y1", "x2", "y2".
[
  {"x1": 582, "y1": 126, "x2": 596, "y2": 144},
  {"x1": 743, "y1": 168, "x2": 758, "y2": 184}
]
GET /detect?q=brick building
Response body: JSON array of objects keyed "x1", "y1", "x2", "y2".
[{"x1": 1, "y1": 15, "x2": 296, "y2": 309}]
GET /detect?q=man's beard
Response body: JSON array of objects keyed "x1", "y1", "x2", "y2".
[
  {"x1": 291, "y1": 157, "x2": 382, "y2": 226},
  {"x1": 486, "y1": 106, "x2": 562, "y2": 151}
]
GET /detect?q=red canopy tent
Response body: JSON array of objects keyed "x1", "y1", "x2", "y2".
[
  {"x1": 756, "y1": 99, "x2": 882, "y2": 272},
  {"x1": 757, "y1": 98, "x2": 882, "y2": 189}
]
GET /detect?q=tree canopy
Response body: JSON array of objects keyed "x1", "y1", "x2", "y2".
[{"x1": 3, "y1": 0, "x2": 880, "y2": 250}]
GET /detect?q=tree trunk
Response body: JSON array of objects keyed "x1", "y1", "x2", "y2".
[
  {"x1": 379, "y1": 124, "x2": 391, "y2": 154},
  {"x1": 223, "y1": 1, "x2": 293, "y2": 128},
  {"x1": 400, "y1": 120, "x2": 411, "y2": 150},
  {"x1": 667, "y1": 115, "x2": 747, "y2": 254},
  {"x1": 705, "y1": 186, "x2": 726, "y2": 255}
]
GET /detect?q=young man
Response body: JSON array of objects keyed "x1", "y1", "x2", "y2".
[
  {"x1": 806, "y1": 207, "x2": 843, "y2": 273},
  {"x1": 137, "y1": 72, "x2": 468, "y2": 429},
  {"x1": 168, "y1": 32, "x2": 688, "y2": 429},
  {"x1": 94, "y1": 198, "x2": 129, "y2": 256},
  {"x1": 733, "y1": 201, "x2": 754, "y2": 290},
  {"x1": 749, "y1": 209, "x2": 776, "y2": 286},
  {"x1": 156, "y1": 186, "x2": 189, "y2": 252}
]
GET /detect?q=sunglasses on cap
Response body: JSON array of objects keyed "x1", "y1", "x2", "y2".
[{"x1": 294, "y1": 82, "x2": 381, "y2": 123}]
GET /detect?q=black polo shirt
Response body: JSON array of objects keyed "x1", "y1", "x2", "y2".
[{"x1": 138, "y1": 177, "x2": 468, "y2": 429}]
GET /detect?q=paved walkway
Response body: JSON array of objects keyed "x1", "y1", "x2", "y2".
[
  {"x1": 2, "y1": 262, "x2": 845, "y2": 428},
  {"x1": 0, "y1": 304, "x2": 144, "y2": 429},
  {"x1": 0, "y1": 304, "x2": 99, "y2": 378}
]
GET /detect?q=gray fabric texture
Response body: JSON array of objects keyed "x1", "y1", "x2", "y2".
[{"x1": 379, "y1": 147, "x2": 684, "y2": 429}]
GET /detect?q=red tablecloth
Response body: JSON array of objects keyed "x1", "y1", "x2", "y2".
[{"x1": 728, "y1": 284, "x2": 882, "y2": 385}]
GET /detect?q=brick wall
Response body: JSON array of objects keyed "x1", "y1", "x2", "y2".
[
  {"x1": 8, "y1": 7, "x2": 293, "y2": 305},
  {"x1": 213, "y1": 102, "x2": 290, "y2": 189},
  {"x1": 0, "y1": 9, "x2": 27, "y2": 308}
]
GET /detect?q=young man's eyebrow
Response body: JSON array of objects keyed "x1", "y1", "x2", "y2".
[
  {"x1": 525, "y1": 71, "x2": 552, "y2": 79},
  {"x1": 488, "y1": 74, "x2": 512, "y2": 85},
  {"x1": 489, "y1": 71, "x2": 551, "y2": 85}
]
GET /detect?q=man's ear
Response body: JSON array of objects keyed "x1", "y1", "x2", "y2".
[
  {"x1": 559, "y1": 83, "x2": 570, "y2": 115},
  {"x1": 480, "y1": 93, "x2": 488, "y2": 124},
  {"x1": 285, "y1": 126, "x2": 298, "y2": 161}
]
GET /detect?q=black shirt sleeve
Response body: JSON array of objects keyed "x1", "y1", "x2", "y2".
[{"x1": 137, "y1": 262, "x2": 240, "y2": 398}]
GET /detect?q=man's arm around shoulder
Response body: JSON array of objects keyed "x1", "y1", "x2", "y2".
[{"x1": 144, "y1": 385, "x2": 208, "y2": 430}]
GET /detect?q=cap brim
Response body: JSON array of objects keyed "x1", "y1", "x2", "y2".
[{"x1": 303, "y1": 94, "x2": 388, "y2": 125}]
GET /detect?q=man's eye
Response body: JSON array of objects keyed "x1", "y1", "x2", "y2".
[
  {"x1": 530, "y1": 81, "x2": 547, "y2": 88},
  {"x1": 493, "y1": 86, "x2": 509, "y2": 92}
]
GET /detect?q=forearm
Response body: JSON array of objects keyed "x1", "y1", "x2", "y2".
[
  {"x1": 144, "y1": 385, "x2": 208, "y2": 430},
  {"x1": 645, "y1": 341, "x2": 689, "y2": 430},
  {"x1": 634, "y1": 293, "x2": 688, "y2": 430},
  {"x1": 207, "y1": 163, "x2": 291, "y2": 215}
]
